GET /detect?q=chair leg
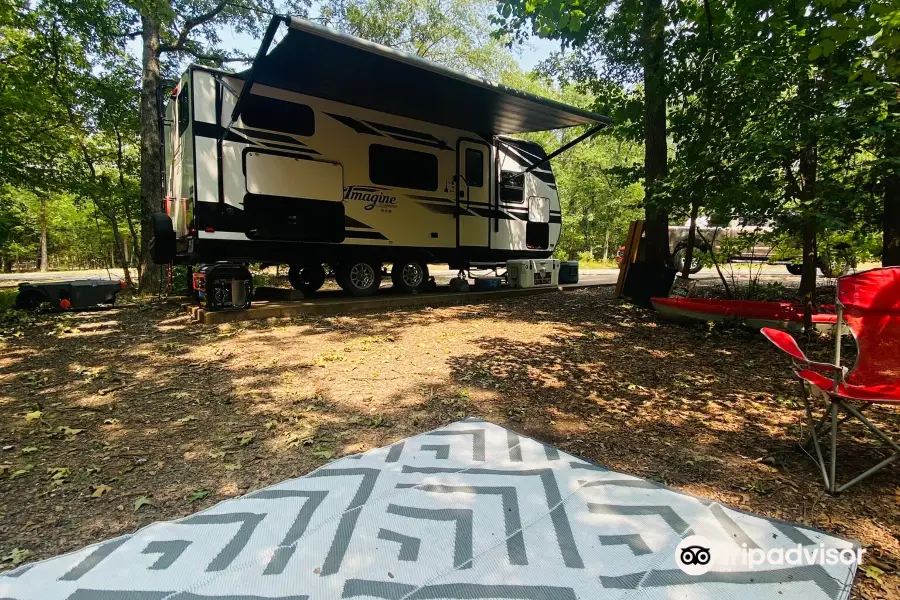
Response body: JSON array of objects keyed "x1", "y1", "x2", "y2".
[
  {"x1": 829, "y1": 400, "x2": 838, "y2": 494},
  {"x1": 831, "y1": 400, "x2": 900, "y2": 493},
  {"x1": 800, "y1": 381, "x2": 831, "y2": 490},
  {"x1": 803, "y1": 406, "x2": 861, "y2": 449}
]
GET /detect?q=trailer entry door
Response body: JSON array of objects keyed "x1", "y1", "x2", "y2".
[{"x1": 456, "y1": 139, "x2": 490, "y2": 248}]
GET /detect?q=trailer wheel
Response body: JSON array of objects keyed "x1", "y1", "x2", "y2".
[
  {"x1": 391, "y1": 260, "x2": 429, "y2": 293},
  {"x1": 786, "y1": 264, "x2": 803, "y2": 275},
  {"x1": 672, "y1": 245, "x2": 703, "y2": 274},
  {"x1": 336, "y1": 260, "x2": 382, "y2": 297},
  {"x1": 288, "y1": 264, "x2": 326, "y2": 293}
]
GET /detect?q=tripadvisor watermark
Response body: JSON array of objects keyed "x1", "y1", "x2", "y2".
[{"x1": 675, "y1": 535, "x2": 863, "y2": 576}]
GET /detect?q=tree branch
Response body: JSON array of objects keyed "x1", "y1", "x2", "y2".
[{"x1": 160, "y1": 0, "x2": 229, "y2": 53}]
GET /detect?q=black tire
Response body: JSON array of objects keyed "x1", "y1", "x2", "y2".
[
  {"x1": 150, "y1": 213, "x2": 176, "y2": 265},
  {"x1": 336, "y1": 260, "x2": 382, "y2": 297},
  {"x1": 288, "y1": 264, "x2": 326, "y2": 293},
  {"x1": 786, "y1": 264, "x2": 803, "y2": 275},
  {"x1": 390, "y1": 260, "x2": 429, "y2": 293},
  {"x1": 672, "y1": 246, "x2": 703, "y2": 275},
  {"x1": 15, "y1": 288, "x2": 48, "y2": 310}
]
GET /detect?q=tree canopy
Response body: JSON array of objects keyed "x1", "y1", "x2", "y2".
[{"x1": 1, "y1": 0, "x2": 896, "y2": 290}]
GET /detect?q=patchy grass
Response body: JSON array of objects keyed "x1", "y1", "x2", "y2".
[
  {"x1": 0, "y1": 289, "x2": 896, "y2": 597},
  {"x1": 0, "y1": 289, "x2": 16, "y2": 311}
]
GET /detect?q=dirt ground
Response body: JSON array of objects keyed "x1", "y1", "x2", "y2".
[{"x1": 0, "y1": 287, "x2": 898, "y2": 598}]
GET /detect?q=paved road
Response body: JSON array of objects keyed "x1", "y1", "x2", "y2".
[
  {"x1": 0, "y1": 269, "x2": 121, "y2": 289},
  {"x1": 0, "y1": 264, "x2": 802, "y2": 289},
  {"x1": 432, "y1": 265, "x2": 800, "y2": 286}
]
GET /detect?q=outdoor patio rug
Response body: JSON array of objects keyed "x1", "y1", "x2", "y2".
[{"x1": 1, "y1": 418, "x2": 858, "y2": 599}]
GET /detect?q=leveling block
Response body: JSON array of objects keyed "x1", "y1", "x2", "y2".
[
  {"x1": 188, "y1": 281, "x2": 607, "y2": 325},
  {"x1": 2, "y1": 419, "x2": 857, "y2": 599}
]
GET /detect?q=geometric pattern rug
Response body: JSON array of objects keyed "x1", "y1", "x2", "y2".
[{"x1": 0, "y1": 418, "x2": 858, "y2": 599}]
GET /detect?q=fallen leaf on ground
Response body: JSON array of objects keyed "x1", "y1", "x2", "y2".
[
  {"x1": 56, "y1": 426, "x2": 84, "y2": 436},
  {"x1": 862, "y1": 564, "x2": 884, "y2": 584},
  {"x1": 222, "y1": 463, "x2": 241, "y2": 471},
  {"x1": 92, "y1": 484, "x2": 112, "y2": 498},
  {"x1": 24, "y1": 411, "x2": 43, "y2": 422},
  {"x1": 187, "y1": 489, "x2": 210, "y2": 502},
  {"x1": 21, "y1": 446, "x2": 38, "y2": 455},
  {"x1": 176, "y1": 415, "x2": 198, "y2": 424},
  {"x1": 10, "y1": 464, "x2": 33, "y2": 479},
  {"x1": 1, "y1": 548, "x2": 31, "y2": 566},
  {"x1": 47, "y1": 467, "x2": 70, "y2": 480},
  {"x1": 133, "y1": 496, "x2": 153, "y2": 512},
  {"x1": 238, "y1": 433, "x2": 255, "y2": 446}
]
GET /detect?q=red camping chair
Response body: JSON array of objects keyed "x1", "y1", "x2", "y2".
[{"x1": 762, "y1": 266, "x2": 900, "y2": 493}]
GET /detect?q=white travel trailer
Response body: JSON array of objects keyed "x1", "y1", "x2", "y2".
[{"x1": 152, "y1": 16, "x2": 611, "y2": 296}]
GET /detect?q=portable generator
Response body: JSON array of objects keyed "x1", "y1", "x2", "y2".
[{"x1": 193, "y1": 263, "x2": 252, "y2": 311}]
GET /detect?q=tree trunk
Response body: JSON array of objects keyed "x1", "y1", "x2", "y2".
[
  {"x1": 641, "y1": 0, "x2": 669, "y2": 266},
  {"x1": 883, "y1": 132, "x2": 900, "y2": 266},
  {"x1": 109, "y1": 213, "x2": 133, "y2": 287},
  {"x1": 123, "y1": 202, "x2": 142, "y2": 281},
  {"x1": 602, "y1": 229, "x2": 610, "y2": 262},
  {"x1": 798, "y1": 138, "x2": 818, "y2": 300},
  {"x1": 39, "y1": 195, "x2": 49, "y2": 272},
  {"x1": 138, "y1": 16, "x2": 163, "y2": 293},
  {"x1": 680, "y1": 201, "x2": 699, "y2": 279}
]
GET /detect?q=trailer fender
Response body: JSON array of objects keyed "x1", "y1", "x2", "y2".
[{"x1": 150, "y1": 213, "x2": 176, "y2": 265}]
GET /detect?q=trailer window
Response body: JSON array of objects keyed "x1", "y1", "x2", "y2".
[
  {"x1": 369, "y1": 144, "x2": 438, "y2": 191},
  {"x1": 465, "y1": 148, "x2": 484, "y2": 187},
  {"x1": 242, "y1": 94, "x2": 315, "y2": 137},
  {"x1": 177, "y1": 85, "x2": 190, "y2": 136},
  {"x1": 500, "y1": 171, "x2": 524, "y2": 203}
]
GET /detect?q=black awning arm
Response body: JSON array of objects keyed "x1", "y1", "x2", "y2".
[
  {"x1": 523, "y1": 123, "x2": 608, "y2": 174},
  {"x1": 221, "y1": 15, "x2": 287, "y2": 137}
]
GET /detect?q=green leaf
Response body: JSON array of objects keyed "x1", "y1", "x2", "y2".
[
  {"x1": 10, "y1": 464, "x2": 33, "y2": 479},
  {"x1": 47, "y1": 467, "x2": 70, "y2": 480},
  {"x1": 569, "y1": 10, "x2": 584, "y2": 32},
  {"x1": 821, "y1": 38, "x2": 836, "y2": 57},
  {"x1": 1, "y1": 548, "x2": 32, "y2": 566},
  {"x1": 238, "y1": 432, "x2": 255, "y2": 446},
  {"x1": 312, "y1": 449, "x2": 334, "y2": 460},
  {"x1": 808, "y1": 45, "x2": 823, "y2": 60},
  {"x1": 187, "y1": 489, "x2": 211, "y2": 503},
  {"x1": 862, "y1": 564, "x2": 884, "y2": 583},
  {"x1": 134, "y1": 496, "x2": 153, "y2": 512},
  {"x1": 501, "y1": 3, "x2": 511, "y2": 18},
  {"x1": 24, "y1": 411, "x2": 42, "y2": 422},
  {"x1": 21, "y1": 446, "x2": 38, "y2": 455}
]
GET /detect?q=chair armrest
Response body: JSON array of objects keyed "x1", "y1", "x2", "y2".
[
  {"x1": 760, "y1": 327, "x2": 843, "y2": 373},
  {"x1": 761, "y1": 328, "x2": 807, "y2": 361}
]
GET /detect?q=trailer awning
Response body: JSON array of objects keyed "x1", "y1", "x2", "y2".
[{"x1": 238, "y1": 17, "x2": 611, "y2": 135}]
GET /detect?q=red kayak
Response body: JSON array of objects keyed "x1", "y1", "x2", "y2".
[{"x1": 651, "y1": 297, "x2": 837, "y2": 332}]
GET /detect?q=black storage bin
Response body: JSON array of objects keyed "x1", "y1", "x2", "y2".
[
  {"x1": 559, "y1": 261, "x2": 579, "y2": 284},
  {"x1": 622, "y1": 261, "x2": 677, "y2": 307}
]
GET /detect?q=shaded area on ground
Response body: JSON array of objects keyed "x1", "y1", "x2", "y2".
[{"x1": 0, "y1": 287, "x2": 896, "y2": 597}]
